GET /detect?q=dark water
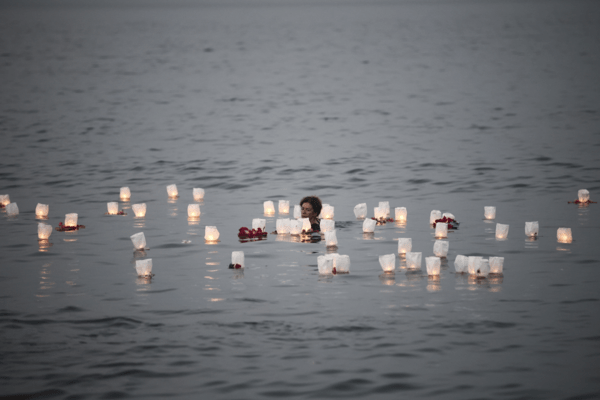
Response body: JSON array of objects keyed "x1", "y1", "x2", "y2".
[{"x1": 1, "y1": 1, "x2": 600, "y2": 399}]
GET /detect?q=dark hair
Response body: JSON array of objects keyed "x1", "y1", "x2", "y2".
[{"x1": 300, "y1": 195, "x2": 322, "y2": 216}]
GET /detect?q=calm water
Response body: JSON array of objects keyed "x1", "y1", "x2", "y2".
[{"x1": 1, "y1": 1, "x2": 600, "y2": 399}]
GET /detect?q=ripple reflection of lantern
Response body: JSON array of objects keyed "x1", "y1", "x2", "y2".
[
  {"x1": 454, "y1": 255, "x2": 468, "y2": 273},
  {"x1": 132, "y1": 203, "x2": 146, "y2": 217},
  {"x1": 489, "y1": 257, "x2": 504, "y2": 274},
  {"x1": 578, "y1": 189, "x2": 590, "y2": 203},
  {"x1": 276, "y1": 219, "x2": 290, "y2": 234},
  {"x1": 379, "y1": 253, "x2": 396, "y2": 273},
  {"x1": 187, "y1": 204, "x2": 200, "y2": 219},
  {"x1": 354, "y1": 203, "x2": 367, "y2": 219},
  {"x1": 35, "y1": 203, "x2": 49, "y2": 218},
  {"x1": 135, "y1": 259, "x2": 153, "y2": 277},
  {"x1": 290, "y1": 219, "x2": 302, "y2": 235},
  {"x1": 325, "y1": 230, "x2": 338, "y2": 247},
  {"x1": 318, "y1": 255, "x2": 334, "y2": 275},
  {"x1": 425, "y1": 257, "x2": 441, "y2": 276},
  {"x1": 0, "y1": 194, "x2": 10, "y2": 206},
  {"x1": 321, "y1": 219, "x2": 334, "y2": 233},
  {"x1": 525, "y1": 221, "x2": 538, "y2": 237},
  {"x1": 433, "y1": 240, "x2": 449, "y2": 258},
  {"x1": 467, "y1": 256, "x2": 483, "y2": 275},
  {"x1": 484, "y1": 206, "x2": 496, "y2": 220},
  {"x1": 496, "y1": 223, "x2": 509, "y2": 239},
  {"x1": 397, "y1": 238, "x2": 412, "y2": 254},
  {"x1": 379, "y1": 202, "x2": 390, "y2": 218},
  {"x1": 232, "y1": 251, "x2": 245, "y2": 269},
  {"x1": 395, "y1": 207, "x2": 407, "y2": 222},
  {"x1": 38, "y1": 223, "x2": 52, "y2": 240},
  {"x1": 279, "y1": 200, "x2": 290, "y2": 214},
  {"x1": 363, "y1": 218, "x2": 376, "y2": 233},
  {"x1": 166, "y1": 184, "x2": 178, "y2": 198},
  {"x1": 205, "y1": 226, "x2": 220, "y2": 241},
  {"x1": 120, "y1": 187, "x2": 131, "y2": 200},
  {"x1": 6, "y1": 202, "x2": 18, "y2": 216},
  {"x1": 557, "y1": 227, "x2": 572, "y2": 243},
  {"x1": 374, "y1": 206, "x2": 385, "y2": 220},
  {"x1": 252, "y1": 218, "x2": 266, "y2": 231},
  {"x1": 65, "y1": 213, "x2": 78, "y2": 227},
  {"x1": 130, "y1": 232, "x2": 146, "y2": 250},
  {"x1": 107, "y1": 202, "x2": 119, "y2": 215},
  {"x1": 477, "y1": 259, "x2": 490, "y2": 278},
  {"x1": 336, "y1": 255, "x2": 350, "y2": 273},
  {"x1": 321, "y1": 204, "x2": 334, "y2": 220},
  {"x1": 264, "y1": 201, "x2": 275, "y2": 215},
  {"x1": 193, "y1": 188, "x2": 205, "y2": 201},
  {"x1": 430, "y1": 210, "x2": 441, "y2": 224},
  {"x1": 294, "y1": 205, "x2": 301, "y2": 219},
  {"x1": 435, "y1": 223, "x2": 448, "y2": 238},
  {"x1": 301, "y1": 218, "x2": 311, "y2": 232},
  {"x1": 406, "y1": 252, "x2": 422, "y2": 270}
]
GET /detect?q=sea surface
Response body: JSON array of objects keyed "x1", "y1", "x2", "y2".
[{"x1": 1, "y1": 0, "x2": 600, "y2": 399}]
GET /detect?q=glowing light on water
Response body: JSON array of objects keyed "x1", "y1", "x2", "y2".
[
  {"x1": 188, "y1": 204, "x2": 200, "y2": 218},
  {"x1": 264, "y1": 201, "x2": 275, "y2": 215},
  {"x1": 166, "y1": 184, "x2": 178, "y2": 198},
  {"x1": 205, "y1": 226, "x2": 220, "y2": 241},
  {"x1": 65, "y1": 213, "x2": 78, "y2": 227},
  {"x1": 395, "y1": 207, "x2": 407, "y2": 222},
  {"x1": 38, "y1": 223, "x2": 52, "y2": 240},
  {"x1": 578, "y1": 189, "x2": 589, "y2": 202}
]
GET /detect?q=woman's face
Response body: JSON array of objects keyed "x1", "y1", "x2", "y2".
[{"x1": 301, "y1": 202, "x2": 316, "y2": 219}]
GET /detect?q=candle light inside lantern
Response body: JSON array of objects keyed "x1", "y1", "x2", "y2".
[
  {"x1": 379, "y1": 202, "x2": 390, "y2": 218},
  {"x1": 525, "y1": 221, "x2": 539, "y2": 237},
  {"x1": 130, "y1": 232, "x2": 147, "y2": 250},
  {"x1": 166, "y1": 184, "x2": 178, "y2": 198},
  {"x1": 135, "y1": 259, "x2": 153, "y2": 277},
  {"x1": 132, "y1": 203, "x2": 146, "y2": 217},
  {"x1": 484, "y1": 206, "x2": 496, "y2": 220},
  {"x1": 435, "y1": 223, "x2": 448, "y2": 238},
  {"x1": 335, "y1": 255, "x2": 350, "y2": 274},
  {"x1": 557, "y1": 227, "x2": 572, "y2": 243},
  {"x1": 38, "y1": 223, "x2": 52, "y2": 240},
  {"x1": 325, "y1": 230, "x2": 338, "y2": 248},
  {"x1": 232, "y1": 251, "x2": 245, "y2": 269},
  {"x1": 205, "y1": 226, "x2": 220, "y2": 241},
  {"x1": 321, "y1": 204, "x2": 334, "y2": 220},
  {"x1": 264, "y1": 201, "x2": 275, "y2": 215},
  {"x1": 379, "y1": 253, "x2": 396, "y2": 273},
  {"x1": 188, "y1": 204, "x2": 201, "y2": 219},
  {"x1": 0, "y1": 194, "x2": 9, "y2": 206},
  {"x1": 578, "y1": 189, "x2": 590, "y2": 203},
  {"x1": 120, "y1": 187, "x2": 131, "y2": 200},
  {"x1": 467, "y1": 256, "x2": 483, "y2": 275},
  {"x1": 321, "y1": 219, "x2": 335, "y2": 233},
  {"x1": 363, "y1": 218, "x2": 376, "y2": 233},
  {"x1": 430, "y1": 210, "x2": 442, "y2": 224},
  {"x1": 6, "y1": 203, "x2": 18, "y2": 216},
  {"x1": 454, "y1": 255, "x2": 468, "y2": 273},
  {"x1": 301, "y1": 218, "x2": 311, "y2": 232},
  {"x1": 193, "y1": 188, "x2": 205, "y2": 201},
  {"x1": 35, "y1": 203, "x2": 49, "y2": 218},
  {"x1": 433, "y1": 240, "x2": 449, "y2": 258},
  {"x1": 496, "y1": 223, "x2": 509, "y2": 239},
  {"x1": 406, "y1": 252, "x2": 422, "y2": 270},
  {"x1": 395, "y1": 207, "x2": 407, "y2": 222},
  {"x1": 290, "y1": 220, "x2": 303, "y2": 235},
  {"x1": 294, "y1": 205, "x2": 301, "y2": 219},
  {"x1": 317, "y1": 255, "x2": 334, "y2": 275},
  {"x1": 278, "y1": 200, "x2": 290, "y2": 214},
  {"x1": 107, "y1": 202, "x2": 119, "y2": 215},
  {"x1": 354, "y1": 203, "x2": 367, "y2": 219},
  {"x1": 65, "y1": 213, "x2": 78, "y2": 227},
  {"x1": 425, "y1": 257, "x2": 441, "y2": 276},
  {"x1": 374, "y1": 206, "x2": 385, "y2": 220},
  {"x1": 252, "y1": 218, "x2": 266, "y2": 231},
  {"x1": 276, "y1": 219, "x2": 290, "y2": 234},
  {"x1": 397, "y1": 238, "x2": 412, "y2": 254},
  {"x1": 489, "y1": 257, "x2": 504, "y2": 274}
]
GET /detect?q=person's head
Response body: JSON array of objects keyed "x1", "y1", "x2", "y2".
[{"x1": 300, "y1": 195, "x2": 322, "y2": 220}]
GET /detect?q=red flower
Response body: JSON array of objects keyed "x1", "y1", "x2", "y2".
[
  {"x1": 332, "y1": 267, "x2": 337, "y2": 275},
  {"x1": 234, "y1": 264, "x2": 242, "y2": 269}
]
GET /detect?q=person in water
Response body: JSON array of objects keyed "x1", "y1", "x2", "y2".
[{"x1": 300, "y1": 195, "x2": 322, "y2": 232}]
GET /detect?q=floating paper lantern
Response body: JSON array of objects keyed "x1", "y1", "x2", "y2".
[
  {"x1": 35, "y1": 203, "x2": 49, "y2": 218},
  {"x1": 433, "y1": 240, "x2": 449, "y2": 258},
  {"x1": 489, "y1": 257, "x2": 504, "y2": 274},
  {"x1": 363, "y1": 218, "x2": 376, "y2": 233},
  {"x1": 374, "y1": 206, "x2": 386, "y2": 220},
  {"x1": 477, "y1": 259, "x2": 490, "y2": 278},
  {"x1": 395, "y1": 207, "x2": 407, "y2": 222},
  {"x1": 187, "y1": 204, "x2": 201, "y2": 218},
  {"x1": 301, "y1": 218, "x2": 311, "y2": 232},
  {"x1": 166, "y1": 184, "x2": 178, "y2": 198},
  {"x1": 252, "y1": 218, "x2": 266, "y2": 230},
  {"x1": 578, "y1": 189, "x2": 590, "y2": 203},
  {"x1": 335, "y1": 255, "x2": 350, "y2": 273},
  {"x1": 130, "y1": 232, "x2": 146, "y2": 250},
  {"x1": 379, "y1": 202, "x2": 390, "y2": 218},
  {"x1": 484, "y1": 206, "x2": 496, "y2": 220},
  {"x1": 442, "y1": 212, "x2": 455, "y2": 220},
  {"x1": 467, "y1": 256, "x2": 483, "y2": 275},
  {"x1": 397, "y1": 238, "x2": 412, "y2": 254},
  {"x1": 276, "y1": 219, "x2": 290, "y2": 234},
  {"x1": 294, "y1": 205, "x2": 301, "y2": 219},
  {"x1": 205, "y1": 226, "x2": 220, "y2": 241},
  {"x1": 425, "y1": 257, "x2": 441, "y2": 276},
  {"x1": 278, "y1": 200, "x2": 290, "y2": 214},
  {"x1": 321, "y1": 204, "x2": 334, "y2": 220},
  {"x1": 290, "y1": 219, "x2": 303, "y2": 235},
  {"x1": 107, "y1": 202, "x2": 119, "y2": 215},
  {"x1": 496, "y1": 223, "x2": 509, "y2": 239},
  {"x1": 435, "y1": 223, "x2": 448, "y2": 238},
  {"x1": 354, "y1": 203, "x2": 367, "y2": 219},
  {"x1": 232, "y1": 251, "x2": 245, "y2": 269},
  {"x1": 132, "y1": 203, "x2": 146, "y2": 217},
  {"x1": 525, "y1": 221, "x2": 539, "y2": 237},
  {"x1": 406, "y1": 252, "x2": 422, "y2": 270},
  {"x1": 135, "y1": 259, "x2": 153, "y2": 277},
  {"x1": 430, "y1": 210, "x2": 442, "y2": 224},
  {"x1": 557, "y1": 228, "x2": 572, "y2": 243},
  {"x1": 65, "y1": 213, "x2": 78, "y2": 227},
  {"x1": 321, "y1": 219, "x2": 335, "y2": 233},
  {"x1": 193, "y1": 188, "x2": 205, "y2": 201},
  {"x1": 38, "y1": 223, "x2": 52, "y2": 240},
  {"x1": 120, "y1": 187, "x2": 131, "y2": 200},
  {"x1": 0, "y1": 194, "x2": 9, "y2": 206},
  {"x1": 6, "y1": 202, "x2": 18, "y2": 216},
  {"x1": 325, "y1": 230, "x2": 338, "y2": 247},
  {"x1": 317, "y1": 255, "x2": 334, "y2": 275},
  {"x1": 454, "y1": 255, "x2": 468, "y2": 273},
  {"x1": 379, "y1": 253, "x2": 396, "y2": 273},
  {"x1": 264, "y1": 201, "x2": 275, "y2": 214}
]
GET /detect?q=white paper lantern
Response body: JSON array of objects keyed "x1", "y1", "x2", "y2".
[
  {"x1": 317, "y1": 255, "x2": 334, "y2": 275},
  {"x1": 132, "y1": 203, "x2": 146, "y2": 217},
  {"x1": 379, "y1": 202, "x2": 390, "y2": 218},
  {"x1": 433, "y1": 240, "x2": 449, "y2": 257},
  {"x1": 477, "y1": 259, "x2": 490, "y2": 278},
  {"x1": 294, "y1": 205, "x2": 301, "y2": 219},
  {"x1": 205, "y1": 226, "x2": 220, "y2": 241},
  {"x1": 193, "y1": 188, "x2": 205, "y2": 201},
  {"x1": 252, "y1": 218, "x2": 266, "y2": 231},
  {"x1": 354, "y1": 203, "x2": 367, "y2": 219},
  {"x1": 264, "y1": 201, "x2": 275, "y2": 214},
  {"x1": 166, "y1": 184, "x2": 178, "y2": 198},
  {"x1": 406, "y1": 252, "x2": 422, "y2": 270},
  {"x1": 489, "y1": 257, "x2": 504, "y2": 274},
  {"x1": 426, "y1": 257, "x2": 441, "y2": 276},
  {"x1": 379, "y1": 253, "x2": 396, "y2": 273},
  {"x1": 321, "y1": 219, "x2": 335, "y2": 233},
  {"x1": 442, "y1": 212, "x2": 455, "y2": 220},
  {"x1": 525, "y1": 221, "x2": 539, "y2": 237},
  {"x1": 454, "y1": 255, "x2": 468, "y2": 273},
  {"x1": 395, "y1": 207, "x2": 407, "y2": 222},
  {"x1": 363, "y1": 218, "x2": 376, "y2": 233},
  {"x1": 435, "y1": 223, "x2": 448, "y2": 238},
  {"x1": 321, "y1": 204, "x2": 334, "y2": 220},
  {"x1": 325, "y1": 230, "x2": 338, "y2": 247},
  {"x1": 335, "y1": 255, "x2": 350, "y2": 273},
  {"x1": 0, "y1": 194, "x2": 9, "y2": 206},
  {"x1": 6, "y1": 202, "x2": 18, "y2": 216},
  {"x1": 484, "y1": 206, "x2": 496, "y2": 220},
  {"x1": 290, "y1": 219, "x2": 303, "y2": 235},
  {"x1": 301, "y1": 218, "x2": 311, "y2": 232},
  {"x1": 578, "y1": 189, "x2": 590, "y2": 202},
  {"x1": 467, "y1": 256, "x2": 483, "y2": 275},
  {"x1": 496, "y1": 223, "x2": 509, "y2": 239},
  {"x1": 397, "y1": 238, "x2": 412, "y2": 254},
  {"x1": 38, "y1": 223, "x2": 52, "y2": 240},
  {"x1": 36, "y1": 203, "x2": 49, "y2": 218},
  {"x1": 135, "y1": 259, "x2": 153, "y2": 277},
  {"x1": 120, "y1": 187, "x2": 131, "y2": 200},
  {"x1": 374, "y1": 206, "x2": 385, "y2": 220},
  {"x1": 232, "y1": 251, "x2": 245, "y2": 268},
  {"x1": 278, "y1": 200, "x2": 290, "y2": 214},
  {"x1": 430, "y1": 210, "x2": 442, "y2": 224},
  {"x1": 65, "y1": 213, "x2": 78, "y2": 227},
  {"x1": 276, "y1": 219, "x2": 290, "y2": 234},
  {"x1": 557, "y1": 227, "x2": 572, "y2": 243},
  {"x1": 130, "y1": 232, "x2": 146, "y2": 250},
  {"x1": 107, "y1": 202, "x2": 119, "y2": 215},
  {"x1": 188, "y1": 204, "x2": 201, "y2": 218}
]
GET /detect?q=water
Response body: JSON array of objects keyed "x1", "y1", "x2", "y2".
[{"x1": 1, "y1": 1, "x2": 600, "y2": 399}]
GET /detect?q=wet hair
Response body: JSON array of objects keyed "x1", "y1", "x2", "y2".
[{"x1": 300, "y1": 195, "x2": 322, "y2": 216}]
